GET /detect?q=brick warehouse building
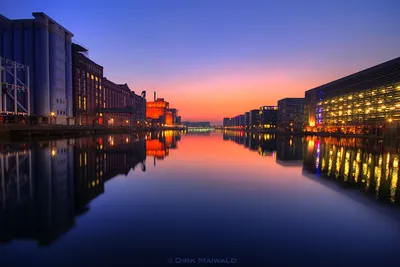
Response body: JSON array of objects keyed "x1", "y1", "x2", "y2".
[
  {"x1": 72, "y1": 43, "x2": 103, "y2": 126},
  {"x1": 72, "y1": 43, "x2": 146, "y2": 127},
  {"x1": 100, "y1": 78, "x2": 134, "y2": 127}
]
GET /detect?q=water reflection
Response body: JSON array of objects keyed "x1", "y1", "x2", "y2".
[
  {"x1": 222, "y1": 130, "x2": 277, "y2": 157},
  {"x1": 0, "y1": 131, "x2": 181, "y2": 246},
  {"x1": 222, "y1": 130, "x2": 400, "y2": 204},
  {"x1": 303, "y1": 136, "x2": 400, "y2": 204}
]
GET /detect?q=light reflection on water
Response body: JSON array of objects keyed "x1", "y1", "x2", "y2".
[{"x1": 0, "y1": 130, "x2": 400, "y2": 267}]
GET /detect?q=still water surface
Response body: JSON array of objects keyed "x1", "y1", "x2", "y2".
[{"x1": 1, "y1": 130, "x2": 400, "y2": 267}]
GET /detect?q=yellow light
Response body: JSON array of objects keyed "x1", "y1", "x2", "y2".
[
  {"x1": 100, "y1": 144, "x2": 103, "y2": 150},
  {"x1": 92, "y1": 181, "x2": 95, "y2": 187},
  {"x1": 348, "y1": 96, "x2": 353, "y2": 100},
  {"x1": 50, "y1": 112, "x2": 55, "y2": 116},
  {"x1": 99, "y1": 113, "x2": 103, "y2": 117},
  {"x1": 51, "y1": 149, "x2": 56, "y2": 157},
  {"x1": 125, "y1": 120, "x2": 129, "y2": 124},
  {"x1": 388, "y1": 118, "x2": 393, "y2": 123},
  {"x1": 111, "y1": 140, "x2": 114, "y2": 146},
  {"x1": 359, "y1": 94, "x2": 363, "y2": 97},
  {"x1": 125, "y1": 137, "x2": 129, "y2": 143}
]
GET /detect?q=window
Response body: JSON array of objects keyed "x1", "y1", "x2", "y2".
[
  {"x1": 95, "y1": 76, "x2": 98, "y2": 82},
  {"x1": 91, "y1": 74, "x2": 94, "y2": 80}
]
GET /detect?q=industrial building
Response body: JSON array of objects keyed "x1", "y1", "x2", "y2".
[
  {"x1": 100, "y1": 78, "x2": 139, "y2": 127},
  {"x1": 146, "y1": 93, "x2": 169, "y2": 125},
  {"x1": 0, "y1": 12, "x2": 74, "y2": 125},
  {"x1": 304, "y1": 57, "x2": 400, "y2": 135},
  {"x1": 277, "y1": 98, "x2": 304, "y2": 132},
  {"x1": 72, "y1": 43, "x2": 103, "y2": 126},
  {"x1": 130, "y1": 91, "x2": 146, "y2": 125}
]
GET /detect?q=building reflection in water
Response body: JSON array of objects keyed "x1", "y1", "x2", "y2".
[
  {"x1": 146, "y1": 130, "x2": 181, "y2": 166},
  {"x1": 276, "y1": 136, "x2": 303, "y2": 166},
  {"x1": 222, "y1": 130, "x2": 400, "y2": 204},
  {"x1": 222, "y1": 130, "x2": 277, "y2": 157},
  {"x1": 303, "y1": 136, "x2": 400, "y2": 204},
  {"x1": 0, "y1": 132, "x2": 154, "y2": 246}
]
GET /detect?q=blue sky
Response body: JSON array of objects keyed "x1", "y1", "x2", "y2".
[{"x1": 3, "y1": 0, "x2": 400, "y2": 124}]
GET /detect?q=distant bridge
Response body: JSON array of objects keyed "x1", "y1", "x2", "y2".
[{"x1": 186, "y1": 127, "x2": 215, "y2": 132}]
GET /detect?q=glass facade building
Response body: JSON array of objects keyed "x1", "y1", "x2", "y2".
[{"x1": 304, "y1": 57, "x2": 400, "y2": 135}]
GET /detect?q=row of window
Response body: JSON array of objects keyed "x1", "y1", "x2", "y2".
[{"x1": 56, "y1": 98, "x2": 66, "y2": 104}]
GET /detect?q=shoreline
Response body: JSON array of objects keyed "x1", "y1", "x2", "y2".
[
  {"x1": 0, "y1": 125, "x2": 185, "y2": 141},
  {"x1": 221, "y1": 128, "x2": 400, "y2": 140}
]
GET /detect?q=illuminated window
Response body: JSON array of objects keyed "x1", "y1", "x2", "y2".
[
  {"x1": 83, "y1": 97, "x2": 87, "y2": 110},
  {"x1": 78, "y1": 96, "x2": 81, "y2": 109},
  {"x1": 95, "y1": 76, "x2": 98, "y2": 81},
  {"x1": 91, "y1": 74, "x2": 94, "y2": 80},
  {"x1": 87, "y1": 73, "x2": 89, "y2": 78}
]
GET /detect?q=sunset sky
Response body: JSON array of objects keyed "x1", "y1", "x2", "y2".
[{"x1": 3, "y1": 0, "x2": 400, "y2": 125}]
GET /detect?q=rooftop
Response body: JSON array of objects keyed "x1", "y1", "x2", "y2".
[{"x1": 32, "y1": 12, "x2": 73, "y2": 36}]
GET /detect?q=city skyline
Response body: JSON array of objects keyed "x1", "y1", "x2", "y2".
[{"x1": 3, "y1": 0, "x2": 400, "y2": 125}]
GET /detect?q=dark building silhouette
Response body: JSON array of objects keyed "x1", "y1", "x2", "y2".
[
  {"x1": 259, "y1": 106, "x2": 278, "y2": 129},
  {"x1": 277, "y1": 98, "x2": 304, "y2": 132},
  {"x1": 0, "y1": 134, "x2": 147, "y2": 246}
]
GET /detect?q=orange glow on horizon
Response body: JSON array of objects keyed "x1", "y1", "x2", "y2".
[{"x1": 127, "y1": 60, "x2": 387, "y2": 124}]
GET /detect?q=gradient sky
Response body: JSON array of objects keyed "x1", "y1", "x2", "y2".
[{"x1": 3, "y1": 0, "x2": 400, "y2": 125}]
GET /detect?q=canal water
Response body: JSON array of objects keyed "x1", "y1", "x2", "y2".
[{"x1": 1, "y1": 130, "x2": 400, "y2": 267}]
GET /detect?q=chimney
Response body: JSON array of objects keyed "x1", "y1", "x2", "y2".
[{"x1": 154, "y1": 91, "x2": 156, "y2": 101}]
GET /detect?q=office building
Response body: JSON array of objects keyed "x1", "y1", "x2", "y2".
[
  {"x1": 244, "y1": 112, "x2": 250, "y2": 128},
  {"x1": 277, "y1": 98, "x2": 304, "y2": 132},
  {"x1": 249, "y1": 109, "x2": 260, "y2": 128},
  {"x1": 223, "y1": 117, "x2": 231, "y2": 128},
  {"x1": 259, "y1": 106, "x2": 278, "y2": 129},
  {"x1": 0, "y1": 12, "x2": 74, "y2": 124},
  {"x1": 304, "y1": 57, "x2": 400, "y2": 135}
]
